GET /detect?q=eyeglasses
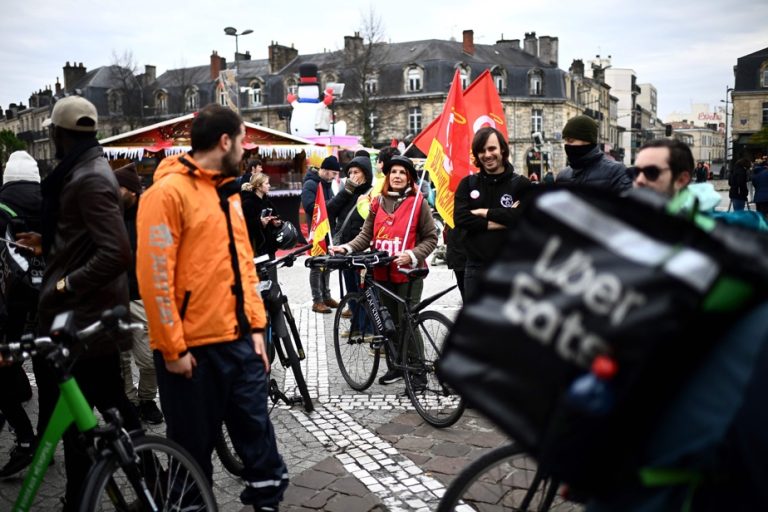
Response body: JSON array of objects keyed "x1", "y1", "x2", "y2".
[{"x1": 630, "y1": 165, "x2": 669, "y2": 182}]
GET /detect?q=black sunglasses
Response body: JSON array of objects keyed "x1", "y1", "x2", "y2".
[{"x1": 630, "y1": 165, "x2": 668, "y2": 182}]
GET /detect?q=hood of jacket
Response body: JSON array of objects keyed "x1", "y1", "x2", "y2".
[
  {"x1": 345, "y1": 156, "x2": 373, "y2": 189},
  {"x1": 154, "y1": 153, "x2": 234, "y2": 188}
]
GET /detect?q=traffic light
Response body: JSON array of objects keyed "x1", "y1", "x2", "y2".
[{"x1": 665, "y1": 124, "x2": 673, "y2": 137}]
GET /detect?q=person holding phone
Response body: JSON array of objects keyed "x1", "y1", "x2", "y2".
[{"x1": 241, "y1": 172, "x2": 281, "y2": 269}]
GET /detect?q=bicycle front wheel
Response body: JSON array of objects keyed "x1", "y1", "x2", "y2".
[
  {"x1": 403, "y1": 310, "x2": 465, "y2": 428},
  {"x1": 281, "y1": 332, "x2": 315, "y2": 412},
  {"x1": 333, "y1": 293, "x2": 380, "y2": 390},
  {"x1": 437, "y1": 444, "x2": 581, "y2": 512},
  {"x1": 80, "y1": 434, "x2": 216, "y2": 511}
]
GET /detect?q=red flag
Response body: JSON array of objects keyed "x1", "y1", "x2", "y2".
[
  {"x1": 423, "y1": 70, "x2": 470, "y2": 228},
  {"x1": 308, "y1": 185, "x2": 330, "y2": 256},
  {"x1": 412, "y1": 69, "x2": 508, "y2": 156}
]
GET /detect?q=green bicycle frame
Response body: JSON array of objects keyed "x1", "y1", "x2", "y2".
[{"x1": 13, "y1": 377, "x2": 98, "y2": 512}]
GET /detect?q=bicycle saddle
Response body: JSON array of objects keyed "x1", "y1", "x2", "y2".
[{"x1": 398, "y1": 267, "x2": 429, "y2": 279}]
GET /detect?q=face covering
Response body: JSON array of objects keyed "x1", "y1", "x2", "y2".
[{"x1": 564, "y1": 143, "x2": 597, "y2": 164}]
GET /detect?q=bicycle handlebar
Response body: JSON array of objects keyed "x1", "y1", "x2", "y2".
[
  {"x1": 255, "y1": 243, "x2": 313, "y2": 272},
  {"x1": 0, "y1": 306, "x2": 143, "y2": 364},
  {"x1": 305, "y1": 250, "x2": 396, "y2": 270}
]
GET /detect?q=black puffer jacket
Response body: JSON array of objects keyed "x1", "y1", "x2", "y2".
[
  {"x1": 301, "y1": 169, "x2": 334, "y2": 230},
  {"x1": 327, "y1": 156, "x2": 373, "y2": 244},
  {"x1": 557, "y1": 145, "x2": 632, "y2": 194},
  {"x1": 38, "y1": 146, "x2": 131, "y2": 355}
]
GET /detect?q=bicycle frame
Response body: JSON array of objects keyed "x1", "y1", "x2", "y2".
[{"x1": 14, "y1": 378, "x2": 98, "y2": 512}]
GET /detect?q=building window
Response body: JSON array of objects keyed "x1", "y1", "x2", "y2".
[
  {"x1": 365, "y1": 75, "x2": 378, "y2": 95},
  {"x1": 492, "y1": 66, "x2": 506, "y2": 94},
  {"x1": 285, "y1": 78, "x2": 298, "y2": 96},
  {"x1": 407, "y1": 67, "x2": 423, "y2": 92},
  {"x1": 458, "y1": 64, "x2": 471, "y2": 89},
  {"x1": 107, "y1": 90, "x2": 123, "y2": 115},
  {"x1": 322, "y1": 73, "x2": 337, "y2": 90},
  {"x1": 408, "y1": 106, "x2": 422, "y2": 134},
  {"x1": 762, "y1": 63, "x2": 768, "y2": 88},
  {"x1": 531, "y1": 109, "x2": 543, "y2": 133},
  {"x1": 155, "y1": 91, "x2": 168, "y2": 115},
  {"x1": 248, "y1": 81, "x2": 262, "y2": 106},
  {"x1": 763, "y1": 102, "x2": 768, "y2": 125},
  {"x1": 528, "y1": 69, "x2": 543, "y2": 96},
  {"x1": 184, "y1": 87, "x2": 198, "y2": 112},
  {"x1": 218, "y1": 85, "x2": 228, "y2": 107}
]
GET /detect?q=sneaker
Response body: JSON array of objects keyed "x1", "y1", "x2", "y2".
[
  {"x1": 323, "y1": 298, "x2": 340, "y2": 308},
  {"x1": 378, "y1": 369, "x2": 403, "y2": 385},
  {"x1": 312, "y1": 302, "x2": 332, "y2": 314},
  {"x1": 0, "y1": 441, "x2": 34, "y2": 478},
  {"x1": 139, "y1": 400, "x2": 164, "y2": 425},
  {"x1": 410, "y1": 373, "x2": 428, "y2": 393},
  {"x1": 340, "y1": 308, "x2": 352, "y2": 319}
]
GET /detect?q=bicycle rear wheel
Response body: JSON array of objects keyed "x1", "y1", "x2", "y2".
[
  {"x1": 215, "y1": 422, "x2": 244, "y2": 477},
  {"x1": 80, "y1": 434, "x2": 216, "y2": 511},
  {"x1": 333, "y1": 293, "x2": 380, "y2": 390},
  {"x1": 437, "y1": 444, "x2": 581, "y2": 512},
  {"x1": 403, "y1": 310, "x2": 465, "y2": 428}
]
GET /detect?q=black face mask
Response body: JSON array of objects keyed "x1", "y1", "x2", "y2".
[{"x1": 564, "y1": 143, "x2": 597, "y2": 164}]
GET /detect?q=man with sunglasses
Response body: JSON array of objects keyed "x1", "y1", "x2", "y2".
[
  {"x1": 556, "y1": 115, "x2": 632, "y2": 193},
  {"x1": 631, "y1": 139, "x2": 693, "y2": 198}
]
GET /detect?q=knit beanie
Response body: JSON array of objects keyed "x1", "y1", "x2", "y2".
[
  {"x1": 320, "y1": 155, "x2": 341, "y2": 172},
  {"x1": 562, "y1": 115, "x2": 599, "y2": 144},
  {"x1": 114, "y1": 163, "x2": 142, "y2": 194},
  {"x1": 3, "y1": 151, "x2": 40, "y2": 184}
]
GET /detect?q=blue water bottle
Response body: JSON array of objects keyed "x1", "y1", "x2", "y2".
[{"x1": 565, "y1": 355, "x2": 618, "y2": 415}]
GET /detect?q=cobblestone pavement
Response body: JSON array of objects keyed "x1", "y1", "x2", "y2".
[{"x1": 0, "y1": 262, "x2": 573, "y2": 511}]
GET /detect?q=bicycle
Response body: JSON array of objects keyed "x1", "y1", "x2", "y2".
[
  {"x1": 215, "y1": 243, "x2": 314, "y2": 477},
  {"x1": 0, "y1": 306, "x2": 216, "y2": 512},
  {"x1": 305, "y1": 250, "x2": 465, "y2": 428},
  {"x1": 437, "y1": 443, "x2": 582, "y2": 511}
]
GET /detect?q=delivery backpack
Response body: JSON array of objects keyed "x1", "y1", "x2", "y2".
[
  {"x1": 439, "y1": 185, "x2": 768, "y2": 497},
  {"x1": 0, "y1": 202, "x2": 45, "y2": 301}
]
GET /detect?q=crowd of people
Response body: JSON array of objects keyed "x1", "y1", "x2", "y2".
[{"x1": 0, "y1": 94, "x2": 764, "y2": 511}]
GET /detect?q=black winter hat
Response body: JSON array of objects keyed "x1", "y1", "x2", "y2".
[
  {"x1": 383, "y1": 155, "x2": 418, "y2": 183},
  {"x1": 320, "y1": 155, "x2": 341, "y2": 172},
  {"x1": 562, "y1": 115, "x2": 599, "y2": 144}
]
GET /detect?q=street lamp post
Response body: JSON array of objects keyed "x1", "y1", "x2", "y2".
[
  {"x1": 224, "y1": 27, "x2": 253, "y2": 110},
  {"x1": 722, "y1": 86, "x2": 734, "y2": 176}
]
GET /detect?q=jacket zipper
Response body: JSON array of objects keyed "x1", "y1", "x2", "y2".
[{"x1": 179, "y1": 291, "x2": 191, "y2": 320}]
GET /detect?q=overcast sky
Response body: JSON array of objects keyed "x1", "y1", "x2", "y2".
[{"x1": 1, "y1": 0, "x2": 765, "y2": 121}]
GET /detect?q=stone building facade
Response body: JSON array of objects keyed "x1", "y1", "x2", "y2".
[{"x1": 732, "y1": 46, "x2": 768, "y2": 160}]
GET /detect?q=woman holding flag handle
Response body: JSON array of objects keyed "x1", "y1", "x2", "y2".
[{"x1": 331, "y1": 155, "x2": 438, "y2": 385}]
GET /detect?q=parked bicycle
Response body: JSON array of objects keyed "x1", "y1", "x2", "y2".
[
  {"x1": 216, "y1": 243, "x2": 314, "y2": 477},
  {"x1": 0, "y1": 306, "x2": 215, "y2": 512},
  {"x1": 305, "y1": 250, "x2": 464, "y2": 428},
  {"x1": 437, "y1": 443, "x2": 583, "y2": 511}
]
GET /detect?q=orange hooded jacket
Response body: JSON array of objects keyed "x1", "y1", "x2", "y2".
[{"x1": 136, "y1": 153, "x2": 266, "y2": 362}]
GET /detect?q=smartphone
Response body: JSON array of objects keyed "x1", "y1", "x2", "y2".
[{"x1": 261, "y1": 208, "x2": 273, "y2": 218}]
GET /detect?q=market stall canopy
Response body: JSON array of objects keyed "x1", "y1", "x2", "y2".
[{"x1": 99, "y1": 113, "x2": 328, "y2": 161}]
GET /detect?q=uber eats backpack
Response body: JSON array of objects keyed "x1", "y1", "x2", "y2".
[
  {"x1": 0, "y1": 202, "x2": 45, "y2": 301},
  {"x1": 439, "y1": 185, "x2": 768, "y2": 497}
]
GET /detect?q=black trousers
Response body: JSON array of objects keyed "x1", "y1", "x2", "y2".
[
  {"x1": 0, "y1": 364, "x2": 34, "y2": 443},
  {"x1": 34, "y1": 351, "x2": 141, "y2": 511},
  {"x1": 154, "y1": 337, "x2": 288, "y2": 508}
]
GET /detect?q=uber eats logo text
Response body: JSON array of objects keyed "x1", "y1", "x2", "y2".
[{"x1": 503, "y1": 235, "x2": 646, "y2": 367}]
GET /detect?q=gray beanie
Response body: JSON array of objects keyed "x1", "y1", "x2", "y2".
[{"x1": 3, "y1": 151, "x2": 40, "y2": 184}]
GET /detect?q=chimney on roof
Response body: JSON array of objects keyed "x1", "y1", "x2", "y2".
[
  {"x1": 344, "y1": 32, "x2": 364, "y2": 63},
  {"x1": 55, "y1": 77, "x2": 62, "y2": 96},
  {"x1": 144, "y1": 64, "x2": 156, "y2": 84},
  {"x1": 523, "y1": 32, "x2": 538, "y2": 57},
  {"x1": 538, "y1": 35, "x2": 558, "y2": 66},
  {"x1": 235, "y1": 50, "x2": 251, "y2": 62},
  {"x1": 570, "y1": 59, "x2": 585, "y2": 79},
  {"x1": 63, "y1": 61, "x2": 87, "y2": 92},
  {"x1": 463, "y1": 29, "x2": 475, "y2": 55},
  {"x1": 496, "y1": 35, "x2": 520, "y2": 50},
  {"x1": 269, "y1": 42, "x2": 299, "y2": 73},
  {"x1": 210, "y1": 51, "x2": 227, "y2": 80}
]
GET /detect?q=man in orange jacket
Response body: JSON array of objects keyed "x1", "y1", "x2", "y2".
[{"x1": 136, "y1": 104, "x2": 287, "y2": 510}]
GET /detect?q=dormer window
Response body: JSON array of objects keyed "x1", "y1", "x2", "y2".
[
  {"x1": 155, "y1": 90, "x2": 168, "y2": 115},
  {"x1": 365, "y1": 74, "x2": 378, "y2": 95},
  {"x1": 248, "y1": 80, "x2": 263, "y2": 106},
  {"x1": 184, "y1": 86, "x2": 199, "y2": 112},
  {"x1": 406, "y1": 66, "x2": 423, "y2": 92},
  {"x1": 107, "y1": 89, "x2": 123, "y2": 115},
  {"x1": 491, "y1": 66, "x2": 506, "y2": 94},
  {"x1": 761, "y1": 61, "x2": 768, "y2": 88},
  {"x1": 528, "y1": 69, "x2": 543, "y2": 96},
  {"x1": 285, "y1": 77, "x2": 298, "y2": 96},
  {"x1": 217, "y1": 84, "x2": 228, "y2": 107},
  {"x1": 458, "y1": 64, "x2": 471, "y2": 89}
]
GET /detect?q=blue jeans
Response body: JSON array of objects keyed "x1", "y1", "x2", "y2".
[{"x1": 731, "y1": 198, "x2": 746, "y2": 211}]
